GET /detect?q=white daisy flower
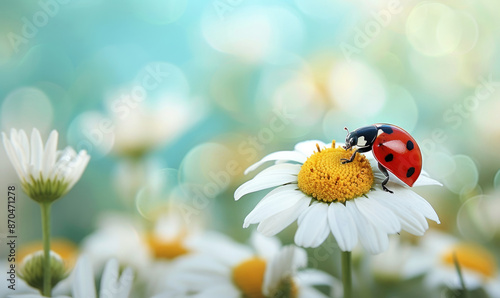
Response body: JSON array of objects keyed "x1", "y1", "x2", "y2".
[
  {"x1": 80, "y1": 211, "x2": 207, "y2": 296},
  {"x1": 153, "y1": 232, "x2": 341, "y2": 298},
  {"x1": 80, "y1": 214, "x2": 150, "y2": 274},
  {"x1": 109, "y1": 101, "x2": 201, "y2": 158},
  {"x1": 405, "y1": 231, "x2": 500, "y2": 297},
  {"x1": 235, "y1": 140, "x2": 440, "y2": 254},
  {"x1": 2, "y1": 128, "x2": 90, "y2": 203},
  {"x1": 6, "y1": 256, "x2": 133, "y2": 298}
]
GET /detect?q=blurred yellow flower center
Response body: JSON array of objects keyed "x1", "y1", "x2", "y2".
[
  {"x1": 442, "y1": 243, "x2": 497, "y2": 278},
  {"x1": 18, "y1": 239, "x2": 78, "y2": 270},
  {"x1": 147, "y1": 236, "x2": 190, "y2": 260},
  {"x1": 232, "y1": 257, "x2": 266, "y2": 298},
  {"x1": 298, "y1": 141, "x2": 374, "y2": 203}
]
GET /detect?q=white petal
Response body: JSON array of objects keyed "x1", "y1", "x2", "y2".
[
  {"x1": 295, "y1": 269, "x2": 337, "y2": 289},
  {"x1": 42, "y1": 130, "x2": 58, "y2": 178},
  {"x1": 171, "y1": 254, "x2": 231, "y2": 277},
  {"x1": 189, "y1": 232, "x2": 252, "y2": 267},
  {"x1": 99, "y1": 259, "x2": 119, "y2": 298},
  {"x1": 250, "y1": 231, "x2": 282, "y2": 261},
  {"x1": 414, "y1": 174, "x2": 442, "y2": 186},
  {"x1": 298, "y1": 286, "x2": 330, "y2": 298},
  {"x1": 9, "y1": 129, "x2": 29, "y2": 173},
  {"x1": 397, "y1": 187, "x2": 440, "y2": 223},
  {"x1": 294, "y1": 203, "x2": 330, "y2": 248},
  {"x1": 116, "y1": 267, "x2": 134, "y2": 297},
  {"x1": 294, "y1": 140, "x2": 327, "y2": 156},
  {"x1": 100, "y1": 259, "x2": 133, "y2": 298},
  {"x1": 244, "y1": 151, "x2": 307, "y2": 175},
  {"x1": 485, "y1": 278, "x2": 500, "y2": 298},
  {"x1": 328, "y1": 202, "x2": 358, "y2": 251},
  {"x1": 244, "y1": 186, "x2": 305, "y2": 227},
  {"x1": 370, "y1": 191, "x2": 427, "y2": 236},
  {"x1": 346, "y1": 201, "x2": 389, "y2": 254},
  {"x1": 254, "y1": 163, "x2": 301, "y2": 178},
  {"x1": 257, "y1": 197, "x2": 310, "y2": 236},
  {"x1": 18, "y1": 129, "x2": 30, "y2": 163},
  {"x1": 2, "y1": 133, "x2": 26, "y2": 180},
  {"x1": 234, "y1": 174, "x2": 298, "y2": 201},
  {"x1": 355, "y1": 196, "x2": 401, "y2": 234},
  {"x1": 193, "y1": 284, "x2": 240, "y2": 298},
  {"x1": 65, "y1": 151, "x2": 90, "y2": 190},
  {"x1": 30, "y1": 128, "x2": 44, "y2": 177},
  {"x1": 72, "y1": 255, "x2": 97, "y2": 298},
  {"x1": 263, "y1": 245, "x2": 307, "y2": 295}
]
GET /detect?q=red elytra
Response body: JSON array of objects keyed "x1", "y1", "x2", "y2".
[{"x1": 372, "y1": 125, "x2": 422, "y2": 187}]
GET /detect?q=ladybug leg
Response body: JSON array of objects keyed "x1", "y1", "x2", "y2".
[
  {"x1": 378, "y1": 163, "x2": 394, "y2": 194},
  {"x1": 341, "y1": 149, "x2": 358, "y2": 164}
]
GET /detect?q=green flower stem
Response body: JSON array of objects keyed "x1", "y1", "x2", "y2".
[
  {"x1": 453, "y1": 252, "x2": 469, "y2": 298},
  {"x1": 341, "y1": 251, "x2": 352, "y2": 298},
  {"x1": 40, "y1": 202, "x2": 52, "y2": 297}
]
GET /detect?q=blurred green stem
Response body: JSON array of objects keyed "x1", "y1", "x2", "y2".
[
  {"x1": 453, "y1": 252, "x2": 468, "y2": 298},
  {"x1": 41, "y1": 202, "x2": 52, "y2": 297},
  {"x1": 341, "y1": 251, "x2": 352, "y2": 298}
]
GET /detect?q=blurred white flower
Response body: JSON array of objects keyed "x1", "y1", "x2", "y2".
[
  {"x1": 109, "y1": 101, "x2": 201, "y2": 158},
  {"x1": 2, "y1": 128, "x2": 90, "y2": 203},
  {"x1": 235, "y1": 140, "x2": 440, "y2": 254},
  {"x1": 6, "y1": 256, "x2": 133, "y2": 298},
  {"x1": 153, "y1": 232, "x2": 340, "y2": 298},
  {"x1": 405, "y1": 231, "x2": 500, "y2": 296},
  {"x1": 80, "y1": 210, "x2": 207, "y2": 296},
  {"x1": 80, "y1": 214, "x2": 150, "y2": 274}
]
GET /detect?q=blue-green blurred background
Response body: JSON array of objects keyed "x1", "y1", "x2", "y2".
[{"x1": 1, "y1": 0, "x2": 500, "y2": 262}]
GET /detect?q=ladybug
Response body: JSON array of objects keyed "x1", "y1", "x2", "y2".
[{"x1": 341, "y1": 124, "x2": 422, "y2": 193}]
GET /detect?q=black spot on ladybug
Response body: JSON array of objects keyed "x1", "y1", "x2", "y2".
[
  {"x1": 406, "y1": 167, "x2": 415, "y2": 178},
  {"x1": 406, "y1": 140, "x2": 414, "y2": 151},
  {"x1": 379, "y1": 125, "x2": 393, "y2": 134},
  {"x1": 384, "y1": 154, "x2": 394, "y2": 162}
]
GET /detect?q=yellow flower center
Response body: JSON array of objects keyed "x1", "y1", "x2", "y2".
[
  {"x1": 297, "y1": 141, "x2": 374, "y2": 203},
  {"x1": 18, "y1": 239, "x2": 78, "y2": 270},
  {"x1": 442, "y1": 243, "x2": 497, "y2": 279},
  {"x1": 147, "y1": 235, "x2": 190, "y2": 260},
  {"x1": 232, "y1": 257, "x2": 266, "y2": 298}
]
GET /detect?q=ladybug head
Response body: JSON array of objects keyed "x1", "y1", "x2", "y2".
[{"x1": 343, "y1": 127, "x2": 357, "y2": 150}]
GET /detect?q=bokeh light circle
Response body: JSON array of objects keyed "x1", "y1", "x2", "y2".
[
  {"x1": 437, "y1": 11, "x2": 478, "y2": 54},
  {"x1": 376, "y1": 86, "x2": 419, "y2": 132},
  {"x1": 136, "y1": 168, "x2": 179, "y2": 220},
  {"x1": 132, "y1": 62, "x2": 190, "y2": 106},
  {"x1": 328, "y1": 60, "x2": 386, "y2": 118},
  {"x1": 179, "y1": 142, "x2": 234, "y2": 198},
  {"x1": 67, "y1": 111, "x2": 115, "y2": 157},
  {"x1": 1, "y1": 87, "x2": 54, "y2": 132},
  {"x1": 322, "y1": 109, "x2": 365, "y2": 142},
  {"x1": 457, "y1": 195, "x2": 497, "y2": 242},
  {"x1": 406, "y1": 3, "x2": 478, "y2": 56},
  {"x1": 425, "y1": 152, "x2": 456, "y2": 180},
  {"x1": 201, "y1": 5, "x2": 304, "y2": 62},
  {"x1": 442, "y1": 155, "x2": 479, "y2": 194},
  {"x1": 473, "y1": 100, "x2": 500, "y2": 155},
  {"x1": 263, "y1": 67, "x2": 326, "y2": 131}
]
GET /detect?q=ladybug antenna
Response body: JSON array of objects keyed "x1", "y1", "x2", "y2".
[{"x1": 344, "y1": 127, "x2": 349, "y2": 134}]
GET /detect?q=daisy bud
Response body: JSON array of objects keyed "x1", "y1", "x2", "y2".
[{"x1": 18, "y1": 251, "x2": 68, "y2": 293}]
